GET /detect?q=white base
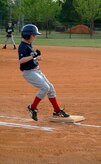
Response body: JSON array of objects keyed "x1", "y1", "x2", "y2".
[{"x1": 50, "y1": 115, "x2": 85, "y2": 123}]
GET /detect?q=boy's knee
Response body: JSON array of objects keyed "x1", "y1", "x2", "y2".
[{"x1": 44, "y1": 84, "x2": 50, "y2": 93}]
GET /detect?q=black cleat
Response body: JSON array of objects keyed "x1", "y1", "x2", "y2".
[
  {"x1": 2, "y1": 45, "x2": 6, "y2": 49},
  {"x1": 14, "y1": 45, "x2": 16, "y2": 49},
  {"x1": 53, "y1": 109, "x2": 70, "y2": 118},
  {"x1": 27, "y1": 104, "x2": 38, "y2": 121}
]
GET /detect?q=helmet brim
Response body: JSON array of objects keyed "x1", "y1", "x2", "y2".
[{"x1": 35, "y1": 32, "x2": 41, "y2": 35}]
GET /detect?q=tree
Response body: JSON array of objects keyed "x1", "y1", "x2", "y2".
[
  {"x1": 20, "y1": 0, "x2": 61, "y2": 37},
  {"x1": 0, "y1": 0, "x2": 9, "y2": 21},
  {"x1": 19, "y1": 0, "x2": 61, "y2": 21},
  {"x1": 3, "y1": 0, "x2": 62, "y2": 36},
  {"x1": 58, "y1": 0, "x2": 81, "y2": 25},
  {"x1": 10, "y1": 0, "x2": 25, "y2": 27},
  {"x1": 73, "y1": 0, "x2": 101, "y2": 37},
  {"x1": 38, "y1": 0, "x2": 61, "y2": 37}
]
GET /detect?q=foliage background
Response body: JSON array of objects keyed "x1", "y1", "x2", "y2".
[{"x1": 0, "y1": 0, "x2": 101, "y2": 47}]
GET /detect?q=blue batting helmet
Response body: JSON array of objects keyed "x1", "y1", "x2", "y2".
[{"x1": 21, "y1": 24, "x2": 41, "y2": 40}]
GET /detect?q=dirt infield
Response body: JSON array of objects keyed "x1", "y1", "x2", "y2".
[{"x1": 0, "y1": 45, "x2": 101, "y2": 164}]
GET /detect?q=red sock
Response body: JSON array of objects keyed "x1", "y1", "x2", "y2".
[
  {"x1": 32, "y1": 96, "x2": 41, "y2": 109},
  {"x1": 49, "y1": 97, "x2": 60, "y2": 112}
]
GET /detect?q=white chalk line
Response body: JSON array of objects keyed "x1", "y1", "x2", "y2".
[
  {"x1": 0, "y1": 115, "x2": 101, "y2": 129},
  {"x1": 0, "y1": 115, "x2": 32, "y2": 121},
  {"x1": 0, "y1": 121, "x2": 55, "y2": 131},
  {"x1": 74, "y1": 122, "x2": 101, "y2": 128},
  {"x1": 0, "y1": 115, "x2": 55, "y2": 132}
]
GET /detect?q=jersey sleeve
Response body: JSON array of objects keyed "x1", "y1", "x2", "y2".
[
  {"x1": 18, "y1": 50, "x2": 26, "y2": 60},
  {"x1": 18, "y1": 44, "x2": 27, "y2": 60}
]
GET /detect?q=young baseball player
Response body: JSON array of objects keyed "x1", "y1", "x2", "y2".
[
  {"x1": 2, "y1": 21, "x2": 16, "y2": 49},
  {"x1": 18, "y1": 24, "x2": 70, "y2": 121}
]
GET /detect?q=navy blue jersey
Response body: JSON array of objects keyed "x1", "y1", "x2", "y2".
[
  {"x1": 18, "y1": 41, "x2": 38, "y2": 71},
  {"x1": 6, "y1": 26, "x2": 14, "y2": 34}
]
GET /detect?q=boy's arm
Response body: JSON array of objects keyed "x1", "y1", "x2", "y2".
[
  {"x1": 19, "y1": 50, "x2": 41, "y2": 64},
  {"x1": 19, "y1": 56, "x2": 33, "y2": 64}
]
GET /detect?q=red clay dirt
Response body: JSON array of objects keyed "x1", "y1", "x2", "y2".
[
  {"x1": 67, "y1": 24, "x2": 90, "y2": 34},
  {"x1": 0, "y1": 45, "x2": 101, "y2": 164}
]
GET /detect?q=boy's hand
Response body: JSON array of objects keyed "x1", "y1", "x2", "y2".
[
  {"x1": 31, "y1": 49, "x2": 41, "y2": 58},
  {"x1": 35, "y1": 56, "x2": 43, "y2": 61},
  {"x1": 36, "y1": 49, "x2": 41, "y2": 56}
]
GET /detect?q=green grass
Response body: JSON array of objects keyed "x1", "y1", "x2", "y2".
[
  {"x1": 0, "y1": 33, "x2": 101, "y2": 48},
  {"x1": 34, "y1": 38, "x2": 101, "y2": 48}
]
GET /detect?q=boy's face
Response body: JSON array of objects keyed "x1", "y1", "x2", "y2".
[
  {"x1": 29, "y1": 34, "x2": 36, "y2": 43},
  {"x1": 23, "y1": 34, "x2": 36, "y2": 44},
  {"x1": 8, "y1": 22, "x2": 12, "y2": 27}
]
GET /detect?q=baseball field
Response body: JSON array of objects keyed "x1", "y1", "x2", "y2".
[{"x1": 0, "y1": 44, "x2": 101, "y2": 164}]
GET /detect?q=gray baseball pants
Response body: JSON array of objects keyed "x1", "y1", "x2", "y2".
[
  {"x1": 22, "y1": 67, "x2": 56, "y2": 99},
  {"x1": 5, "y1": 35, "x2": 16, "y2": 45}
]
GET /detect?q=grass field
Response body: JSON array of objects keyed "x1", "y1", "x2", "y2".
[
  {"x1": 0, "y1": 30, "x2": 101, "y2": 48},
  {"x1": 34, "y1": 38, "x2": 101, "y2": 48}
]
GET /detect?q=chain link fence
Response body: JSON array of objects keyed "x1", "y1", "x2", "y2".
[{"x1": 0, "y1": 20, "x2": 101, "y2": 40}]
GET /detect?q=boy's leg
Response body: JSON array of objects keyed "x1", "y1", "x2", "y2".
[
  {"x1": 31, "y1": 96, "x2": 41, "y2": 109},
  {"x1": 23, "y1": 69, "x2": 51, "y2": 99},
  {"x1": 2, "y1": 36, "x2": 8, "y2": 48},
  {"x1": 23, "y1": 69, "x2": 50, "y2": 120},
  {"x1": 11, "y1": 35, "x2": 16, "y2": 49},
  {"x1": 48, "y1": 96, "x2": 69, "y2": 117},
  {"x1": 42, "y1": 74, "x2": 70, "y2": 117},
  {"x1": 23, "y1": 69, "x2": 69, "y2": 120},
  {"x1": 48, "y1": 97, "x2": 60, "y2": 112}
]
